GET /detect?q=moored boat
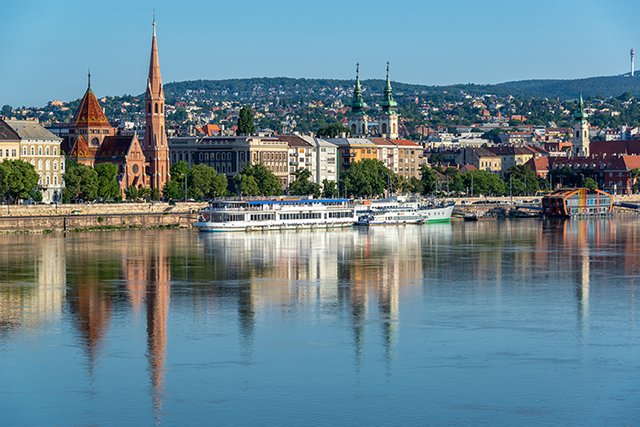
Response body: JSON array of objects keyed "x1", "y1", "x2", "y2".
[
  {"x1": 194, "y1": 198, "x2": 356, "y2": 232},
  {"x1": 355, "y1": 199, "x2": 455, "y2": 226}
]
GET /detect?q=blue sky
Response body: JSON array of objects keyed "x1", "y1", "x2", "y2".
[{"x1": 1, "y1": 0, "x2": 639, "y2": 106}]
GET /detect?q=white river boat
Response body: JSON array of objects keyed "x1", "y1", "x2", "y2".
[
  {"x1": 194, "y1": 198, "x2": 356, "y2": 232},
  {"x1": 355, "y1": 199, "x2": 455, "y2": 226}
]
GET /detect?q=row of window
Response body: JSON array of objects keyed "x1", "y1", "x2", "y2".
[
  {"x1": 30, "y1": 159, "x2": 63, "y2": 172},
  {"x1": 281, "y1": 212, "x2": 323, "y2": 220},
  {"x1": 23, "y1": 146, "x2": 59, "y2": 156},
  {"x1": 0, "y1": 149, "x2": 17, "y2": 158},
  {"x1": 38, "y1": 173, "x2": 59, "y2": 187},
  {"x1": 328, "y1": 211, "x2": 353, "y2": 218},
  {"x1": 200, "y1": 152, "x2": 233, "y2": 161},
  {"x1": 249, "y1": 214, "x2": 275, "y2": 221}
]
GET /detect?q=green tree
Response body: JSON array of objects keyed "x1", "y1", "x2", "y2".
[
  {"x1": 170, "y1": 161, "x2": 189, "y2": 183},
  {"x1": 506, "y1": 165, "x2": 539, "y2": 196},
  {"x1": 481, "y1": 128, "x2": 505, "y2": 144},
  {"x1": 420, "y1": 165, "x2": 438, "y2": 195},
  {"x1": 62, "y1": 161, "x2": 98, "y2": 203},
  {"x1": 462, "y1": 170, "x2": 507, "y2": 196},
  {"x1": 237, "y1": 105, "x2": 256, "y2": 135},
  {"x1": 317, "y1": 122, "x2": 350, "y2": 138},
  {"x1": 235, "y1": 174, "x2": 260, "y2": 196},
  {"x1": 125, "y1": 185, "x2": 139, "y2": 201},
  {"x1": 0, "y1": 160, "x2": 40, "y2": 204},
  {"x1": 632, "y1": 168, "x2": 640, "y2": 193},
  {"x1": 163, "y1": 180, "x2": 183, "y2": 201},
  {"x1": 94, "y1": 163, "x2": 121, "y2": 201},
  {"x1": 340, "y1": 159, "x2": 394, "y2": 198},
  {"x1": 1, "y1": 105, "x2": 11, "y2": 117},
  {"x1": 321, "y1": 179, "x2": 339, "y2": 198},
  {"x1": 584, "y1": 177, "x2": 598, "y2": 191},
  {"x1": 289, "y1": 168, "x2": 314, "y2": 195},
  {"x1": 187, "y1": 164, "x2": 227, "y2": 200},
  {"x1": 238, "y1": 163, "x2": 281, "y2": 196}
]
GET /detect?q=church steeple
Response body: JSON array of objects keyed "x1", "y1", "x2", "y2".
[
  {"x1": 143, "y1": 15, "x2": 170, "y2": 192},
  {"x1": 348, "y1": 63, "x2": 369, "y2": 137},
  {"x1": 571, "y1": 93, "x2": 590, "y2": 157},
  {"x1": 380, "y1": 62, "x2": 397, "y2": 114},
  {"x1": 350, "y1": 63, "x2": 367, "y2": 114}
]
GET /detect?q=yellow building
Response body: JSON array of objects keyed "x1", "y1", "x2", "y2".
[
  {"x1": 326, "y1": 137, "x2": 378, "y2": 177},
  {"x1": 0, "y1": 120, "x2": 21, "y2": 162}
]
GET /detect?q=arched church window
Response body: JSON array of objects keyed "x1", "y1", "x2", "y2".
[
  {"x1": 54, "y1": 175, "x2": 58, "y2": 185},
  {"x1": 382, "y1": 123, "x2": 388, "y2": 135},
  {"x1": 155, "y1": 103, "x2": 158, "y2": 114},
  {"x1": 46, "y1": 175, "x2": 50, "y2": 186}
]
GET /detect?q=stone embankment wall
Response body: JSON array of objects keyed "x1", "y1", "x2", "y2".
[{"x1": 0, "y1": 202, "x2": 207, "y2": 233}]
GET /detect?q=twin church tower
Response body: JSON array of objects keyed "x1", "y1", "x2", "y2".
[{"x1": 348, "y1": 62, "x2": 399, "y2": 139}]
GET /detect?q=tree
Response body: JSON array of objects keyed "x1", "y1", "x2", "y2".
[
  {"x1": 289, "y1": 168, "x2": 316, "y2": 196},
  {"x1": 420, "y1": 165, "x2": 438, "y2": 195},
  {"x1": 481, "y1": 128, "x2": 505, "y2": 144},
  {"x1": 62, "y1": 161, "x2": 98, "y2": 203},
  {"x1": 163, "y1": 180, "x2": 183, "y2": 200},
  {"x1": 125, "y1": 185, "x2": 139, "y2": 201},
  {"x1": 1, "y1": 105, "x2": 11, "y2": 117},
  {"x1": 0, "y1": 160, "x2": 40, "y2": 204},
  {"x1": 317, "y1": 122, "x2": 350, "y2": 138},
  {"x1": 507, "y1": 165, "x2": 539, "y2": 196},
  {"x1": 170, "y1": 161, "x2": 189, "y2": 183},
  {"x1": 462, "y1": 170, "x2": 507, "y2": 196},
  {"x1": 584, "y1": 177, "x2": 598, "y2": 191},
  {"x1": 235, "y1": 174, "x2": 260, "y2": 196},
  {"x1": 632, "y1": 168, "x2": 640, "y2": 193},
  {"x1": 94, "y1": 163, "x2": 121, "y2": 201},
  {"x1": 321, "y1": 180, "x2": 339, "y2": 198},
  {"x1": 238, "y1": 163, "x2": 281, "y2": 196},
  {"x1": 187, "y1": 164, "x2": 227, "y2": 200},
  {"x1": 340, "y1": 159, "x2": 394, "y2": 198},
  {"x1": 237, "y1": 105, "x2": 255, "y2": 135}
]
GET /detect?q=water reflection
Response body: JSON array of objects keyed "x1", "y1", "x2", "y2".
[{"x1": 0, "y1": 220, "x2": 639, "y2": 425}]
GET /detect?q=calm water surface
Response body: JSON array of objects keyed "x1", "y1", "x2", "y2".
[{"x1": 0, "y1": 220, "x2": 639, "y2": 426}]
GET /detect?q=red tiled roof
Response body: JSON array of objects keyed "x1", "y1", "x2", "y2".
[
  {"x1": 95, "y1": 136, "x2": 135, "y2": 160},
  {"x1": 72, "y1": 88, "x2": 112, "y2": 128}
]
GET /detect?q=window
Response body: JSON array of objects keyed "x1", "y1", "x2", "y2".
[
  {"x1": 54, "y1": 176, "x2": 58, "y2": 185},
  {"x1": 54, "y1": 147, "x2": 58, "y2": 156},
  {"x1": 11, "y1": 149, "x2": 16, "y2": 157},
  {"x1": 45, "y1": 160, "x2": 50, "y2": 171},
  {"x1": 30, "y1": 146, "x2": 34, "y2": 156},
  {"x1": 46, "y1": 147, "x2": 50, "y2": 155},
  {"x1": 37, "y1": 159, "x2": 42, "y2": 170},
  {"x1": 38, "y1": 147, "x2": 42, "y2": 156},
  {"x1": 60, "y1": 161, "x2": 64, "y2": 171},
  {"x1": 53, "y1": 161, "x2": 58, "y2": 171},
  {"x1": 22, "y1": 147, "x2": 26, "y2": 156},
  {"x1": 155, "y1": 103, "x2": 158, "y2": 114}
]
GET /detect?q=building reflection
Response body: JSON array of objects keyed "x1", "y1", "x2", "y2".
[{"x1": 0, "y1": 236, "x2": 65, "y2": 338}]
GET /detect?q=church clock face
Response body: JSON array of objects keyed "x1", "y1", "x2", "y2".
[{"x1": 132, "y1": 164, "x2": 139, "y2": 174}]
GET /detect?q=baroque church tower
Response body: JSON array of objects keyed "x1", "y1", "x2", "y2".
[
  {"x1": 571, "y1": 94, "x2": 590, "y2": 157},
  {"x1": 378, "y1": 62, "x2": 398, "y2": 139},
  {"x1": 143, "y1": 17, "x2": 171, "y2": 192},
  {"x1": 348, "y1": 64, "x2": 369, "y2": 137}
]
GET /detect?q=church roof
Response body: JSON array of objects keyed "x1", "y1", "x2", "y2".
[
  {"x1": 69, "y1": 135, "x2": 95, "y2": 158},
  {"x1": 95, "y1": 136, "x2": 136, "y2": 160},
  {"x1": 72, "y1": 87, "x2": 111, "y2": 128}
]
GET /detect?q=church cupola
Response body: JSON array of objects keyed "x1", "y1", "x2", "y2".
[
  {"x1": 378, "y1": 62, "x2": 399, "y2": 139},
  {"x1": 348, "y1": 63, "x2": 369, "y2": 137}
]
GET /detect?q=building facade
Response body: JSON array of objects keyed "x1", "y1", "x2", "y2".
[{"x1": 4, "y1": 119, "x2": 65, "y2": 203}]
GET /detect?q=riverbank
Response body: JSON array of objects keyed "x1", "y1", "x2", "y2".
[{"x1": 0, "y1": 202, "x2": 206, "y2": 233}]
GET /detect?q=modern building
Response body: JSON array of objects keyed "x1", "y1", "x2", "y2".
[{"x1": 4, "y1": 119, "x2": 65, "y2": 203}]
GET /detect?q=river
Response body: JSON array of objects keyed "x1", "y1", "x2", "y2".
[{"x1": 0, "y1": 220, "x2": 638, "y2": 425}]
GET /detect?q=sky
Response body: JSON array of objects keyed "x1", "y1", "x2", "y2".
[{"x1": 1, "y1": 0, "x2": 640, "y2": 106}]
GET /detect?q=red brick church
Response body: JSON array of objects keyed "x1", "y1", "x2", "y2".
[{"x1": 62, "y1": 18, "x2": 170, "y2": 194}]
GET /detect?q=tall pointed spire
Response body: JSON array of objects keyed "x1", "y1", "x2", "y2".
[
  {"x1": 144, "y1": 14, "x2": 170, "y2": 192},
  {"x1": 87, "y1": 67, "x2": 91, "y2": 89},
  {"x1": 574, "y1": 93, "x2": 588, "y2": 123},
  {"x1": 350, "y1": 63, "x2": 366, "y2": 114},
  {"x1": 380, "y1": 61, "x2": 397, "y2": 114}
]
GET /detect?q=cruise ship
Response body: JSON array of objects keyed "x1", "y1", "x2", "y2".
[
  {"x1": 194, "y1": 198, "x2": 356, "y2": 232},
  {"x1": 355, "y1": 199, "x2": 455, "y2": 226}
]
